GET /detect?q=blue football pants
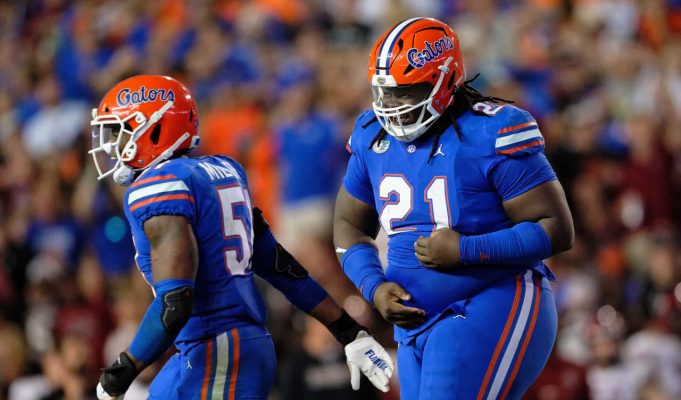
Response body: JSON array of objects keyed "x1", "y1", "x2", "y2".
[
  {"x1": 397, "y1": 270, "x2": 557, "y2": 400},
  {"x1": 148, "y1": 324, "x2": 276, "y2": 400}
]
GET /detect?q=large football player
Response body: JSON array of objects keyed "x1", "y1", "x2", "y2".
[
  {"x1": 334, "y1": 18, "x2": 574, "y2": 399},
  {"x1": 90, "y1": 75, "x2": 394, "y2": 399}
]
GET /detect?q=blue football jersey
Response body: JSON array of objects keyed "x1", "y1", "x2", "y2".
[
  {"x1": 343, "y1": 103, "x2": 557, "y2": 339},
  {"x1": 124, "y1": 155, "x2": 268, "y2": 344}
]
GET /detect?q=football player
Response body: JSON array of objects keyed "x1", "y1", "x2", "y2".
[
  {"x1": 90, "y1": 75, "x2": 394, "y2": 399},
  {"x1": 334, "y1": 18, "x2": 574, "y2": 399}
]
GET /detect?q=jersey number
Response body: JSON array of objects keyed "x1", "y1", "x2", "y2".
[
  {"x1": 216, "y1": 185, "x2": 253, "y2": 275},
  {"x1": 379, "y1": 175, "x2": 451, "y2": 235}
]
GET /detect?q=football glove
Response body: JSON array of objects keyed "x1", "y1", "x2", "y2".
[
  {"x1": 97, "y1": 352, "x2": 137, "y2": 400},
  {"x1": 344, "y1": 330, "x2": 395, "y2": 392}
]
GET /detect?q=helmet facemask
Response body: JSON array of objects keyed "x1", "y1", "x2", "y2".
[
  {"x1": 89, "y1": 101, "x2": 180, "y2": 186},
  {"x1": 371, "y1": 57, "x2": 455, "y2": 142},
  {"x1": 90, "y1": 111, "x2": 143, "y2": 185}
]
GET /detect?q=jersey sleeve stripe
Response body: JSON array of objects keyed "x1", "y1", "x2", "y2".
[
  {"x1": 131, "y1": 174, "x2": 178, "y2": 188},
  {"x1": 128, "y1": 181, "x2": 190, "y2": 204},
  {"x1": 128, "y1": 193, "x2": 195, "y2": 212},
  {"x1": 495, "y1": 128, "x2": 542, "y2": 148},
  {"x1": 498, "y1": 121, "x2": 536, "y2": 135},
  {"x1": 495, "y1": 139, "x2": 545, "y2": 155}
]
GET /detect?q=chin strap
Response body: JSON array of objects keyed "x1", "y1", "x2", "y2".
[{"x1": 113, "y1": 165, "x2": 135, "y2": 186}]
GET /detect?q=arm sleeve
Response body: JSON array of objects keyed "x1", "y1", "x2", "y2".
[{"x1": 250, "y1": 212, "x2": 328, "y2": 313}]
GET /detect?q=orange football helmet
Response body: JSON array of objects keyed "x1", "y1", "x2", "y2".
[
  {"x1": 368, "y1": 18, "x2": 465, "y2": 142},
  {"x1": 90, "y1": 75, "x2": 200, "y2": 186}
]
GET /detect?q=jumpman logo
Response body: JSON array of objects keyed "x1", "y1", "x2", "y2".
[{"x1": 435, "y1": 144, "x2": 445, "y2": 157}]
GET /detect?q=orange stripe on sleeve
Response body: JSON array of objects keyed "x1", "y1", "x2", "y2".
[
  {"x1": 499, "y1": 278, "x2": 542, "y2": 400},
  {"x1": 128, "y1": 194, "x2": 195, "y2": 212},
  {"x1": 496, "y1": 139, "x2": 545, "y2": 155},
  {"x1": 477, "y1": 275, "x2": 523, "y2": 400},
  {"x1": 131, "y1": 174, "x2": 177, "y2": 188},
  {"x1": 201, "y1": 339, "x2": 214, "y2": 400},
  {"x1": 498, "y1": 121, "x2": 536, "y2": 135},
  {"x1": 228, "y1": 328, "x2": 241, "y2": 400}
]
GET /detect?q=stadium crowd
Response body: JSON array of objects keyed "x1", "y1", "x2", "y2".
[{"x1": 0, "y1": 0, "x2": 680, "y2": 399}]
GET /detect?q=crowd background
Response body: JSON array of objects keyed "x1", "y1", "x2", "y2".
[{"x1": 0, "y1": 0, "x2": 681, "y2": 399}]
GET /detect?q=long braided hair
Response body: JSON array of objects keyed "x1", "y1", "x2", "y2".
[{"x1": 368, "y1": 75, "x2": 513, "y2": 162}]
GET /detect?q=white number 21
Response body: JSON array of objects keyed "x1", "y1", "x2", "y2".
[{"x1": 379, "y1": 175, "x2": 451, "y2": 235}]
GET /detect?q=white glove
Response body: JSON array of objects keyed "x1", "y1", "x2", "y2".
[
  {"x1": 97, "y1": 382, "x2": 124, "y2": 400},
  {"x1": 344, "y1": 330, "x2": 395, "y2": 392}
]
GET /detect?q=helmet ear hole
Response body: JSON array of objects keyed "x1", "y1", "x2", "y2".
[
  {"x1": 189, "y1": 109, "x2": 194, "y2": 121},
  {"x1": 150, "y1": 124, "x2": 161, "y2": 145}
]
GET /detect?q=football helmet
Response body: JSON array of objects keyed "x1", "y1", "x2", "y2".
[
  {"x1": 368, "y1": 18, "x2": 465, "y2": 142},
  {"x1": 90, "y1": 75, "x2": 200, "y2": 186}
]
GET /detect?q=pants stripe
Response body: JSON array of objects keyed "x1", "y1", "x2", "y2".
[
  {"x1": 499, "y1": 277, "x2": 541, "y2": 400},
  {"x1": 200, "y1": 339, "x2": 214, "y2": 400},
  {"x1": 227, "y1": 328, "x2": 241, "y2": 400},
  {"x1": 211, "y1": 333, "x2": 230, "y2": 399},
  {"x1": 476, "y1": 274, "x2": 523, "y2": 400},
  {"x1": 486, "y1": 271, "x2": 536, "y2": 400}
]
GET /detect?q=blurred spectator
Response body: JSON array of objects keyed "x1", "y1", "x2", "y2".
[
  {"x1": 10, "y1": 331, "x2": 97, "y2": 400},
  {"x1": 525, "y1": 347, "x2": 590, "y2": 400},
  {"x1": 586, "y1": 306, "x2": 645, "y2": 400},
  {"x1": 0, "y1": 324, "x2": 31, "y2": 400},
  {"x1": 271, "y1": 76, "x2": 346, "y2": 253},
  {"x1": 23, "y1": 173, "x2": 84, "y2": 271},
  {"x1": 21, "y1": 75, "x2": 89, "y2": 160}
]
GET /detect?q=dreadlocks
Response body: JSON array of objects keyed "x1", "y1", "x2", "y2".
[{"x1": 368, "y1": 74, "x2": 513, "y2": 163}]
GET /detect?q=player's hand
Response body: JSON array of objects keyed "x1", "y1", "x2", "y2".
[
  {"x1": 344, "y1": 330, "x2": 395, "y2": 393},
  {"x1": 415, "y1": 228, "x2": 461, "y2": 268},
  {"x1": 373, "y1": 282, "x2": 426, "y2": 328},
  {"x1": 97, "y1": 352, "x2": 138, "y2": 400}
]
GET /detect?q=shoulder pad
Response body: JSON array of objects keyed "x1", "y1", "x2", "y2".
[{"x1": 493, "y1": 106, "x2": 545, "y2": 157}]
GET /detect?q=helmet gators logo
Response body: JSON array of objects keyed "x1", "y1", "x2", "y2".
[
  {"x1": 116, "y1": 86, "x2": 176, "y2": 106},
  {"x1": 407, "y1": 37, "x2": 455, "y2": 69}
]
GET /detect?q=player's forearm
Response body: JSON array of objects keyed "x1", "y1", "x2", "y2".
[
  {"x1": 127, "y1": 280, "x2": 194, "y2": 364},
  {"x1": 100, "y1": 279, "x2": 194, "y2": 398},
  {"x1": 459, "y1": 222, "x2": 553, "y2": 265},
  {"x1": 339, "y1": 242, "x2": 387, "y2": 304},
  {"x1": 310, "y1": 298, "x2": 370, "y2": 347},
  {"x1": 251, "y1": 207, "x2": 328, "y2": 312},
  {"x1": 308, "y1": 297, "x2": 344, "y2": 327}
]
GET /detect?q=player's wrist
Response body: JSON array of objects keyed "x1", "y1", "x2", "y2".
[{"x1": 327, "y1": 310, "x2": 368, "y2": 346}]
